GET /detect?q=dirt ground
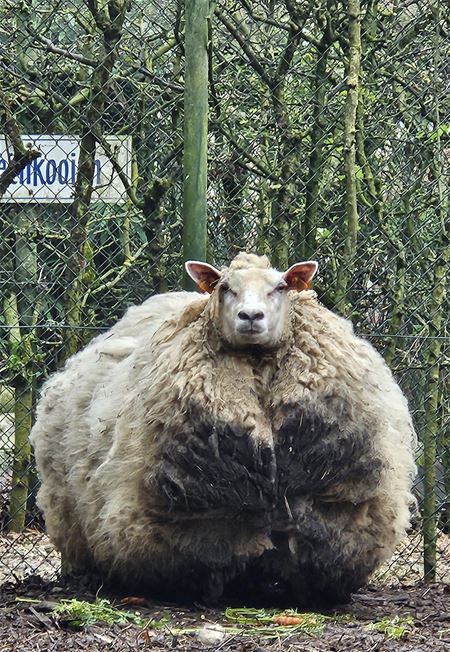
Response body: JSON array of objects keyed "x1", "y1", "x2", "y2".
[
  {"x1": 1, "y1": 530, "x2": 449, "y2": 651},
  {"x1": 0, "y1": 574, "x2": 449, "y2": 652}
]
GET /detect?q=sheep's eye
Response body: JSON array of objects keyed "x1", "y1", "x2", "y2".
[
  {"x1": 220, "y1": 283, "x2": 236, "y2": 297},
  {"x1": 275, "y1": 282, "x2": 287, "y2": 293}
]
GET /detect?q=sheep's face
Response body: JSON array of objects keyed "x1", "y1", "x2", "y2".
[
  {"x1": 186, "y1": 255, "x2": 318, "y2": 349},
  {"x1": 217, "y1": 268, "x2": 295, "y2": 347}
]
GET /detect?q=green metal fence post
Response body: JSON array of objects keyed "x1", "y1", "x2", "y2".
[{"x1": 182, "y1": 0, "x2": 209, "y2": 289}]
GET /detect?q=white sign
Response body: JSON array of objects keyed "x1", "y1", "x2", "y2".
[{"x1": 0, "y1": 135, "x2": 132, "y2": 203}]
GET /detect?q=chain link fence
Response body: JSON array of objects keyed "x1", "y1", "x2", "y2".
[{"x1": 0, "y1": 0, "x2": 449, "y2": 588}]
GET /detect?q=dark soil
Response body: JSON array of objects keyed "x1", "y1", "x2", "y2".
[{"x1": 0, "y1": 576, "x2": 449, "y2": 652}]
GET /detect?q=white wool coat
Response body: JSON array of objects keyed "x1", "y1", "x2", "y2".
[{"x1": 30, "y1": 287, "x2": 416, "y2": 604}]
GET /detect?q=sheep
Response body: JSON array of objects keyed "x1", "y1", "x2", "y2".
[{"x1": 30, "y1": 252, "x2": 416, "y2": 606}]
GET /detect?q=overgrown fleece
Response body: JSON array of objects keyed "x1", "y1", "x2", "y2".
[{"x1": 30, "y1": 254, "x2": 416, "y2": 606}]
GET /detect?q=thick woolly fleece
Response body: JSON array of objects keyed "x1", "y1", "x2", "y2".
[{"x1": 30, "y1": 255, "x2": 416, "y2": 605}]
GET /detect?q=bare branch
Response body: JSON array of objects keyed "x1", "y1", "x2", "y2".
[
  {"x1": 29, "y1": 32, "x2": 97, "y2": 67},
  {"x1": 273, "y1": 27, "x2": 301, "y2": 88},
  {"x1": 0, "y1": 90, "x2": 41, "y2": 197},
  {"x1": 92, "y1": 127, "x2": 143, "y2": 208},
  {"x1": 214, "y1": 6, "x2": 271, "y2": 87},
  {"x1": 212, "y1": 117, "x2": 279, "y2": 182},
  {"x1": 136, "y1": 66, "x2": 183, "y2": 91}
]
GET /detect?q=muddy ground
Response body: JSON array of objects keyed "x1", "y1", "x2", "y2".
[
  {"x1": 1, "y1": 531, "x2": 449, "y2": 651},
  {"x1": 0, "y1": 575, "x2": 449, "y2": 652}
]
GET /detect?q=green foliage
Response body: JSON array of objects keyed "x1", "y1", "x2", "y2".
[
  {"x1": 6, "y1": 333, "x2": 44, "y2": 375},
  {"x1": 224, "y1": 607, "x2": 326, "y2": 637},
  {"x1": 366, "y1": 615, "x2": 415, "y2": 640},
  {"x1": 53, "y1": 598, "x2": 149, "y2": 629}
]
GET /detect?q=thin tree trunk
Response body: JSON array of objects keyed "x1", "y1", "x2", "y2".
[
  {"x1": 222, "y1": 151, "x2": 247, "y2": 259},
  {"x1": 355, "y1": 101, "x2": 406, "y2": 366},
  {"x1": 269, "y1": 26, "x2": 302, "y2": 270},
  {"x1": 183, "y1": 0, "x2": 209, "y2": 288},
  {"x1": 423, "y1": 2, "x2": 449, "y2": 577},
  {"x1": 0, "y1": 91, "x2": 40, "y2": 197},
  {"x1": 255, "y1": 177, "x2": 273, "y2": 257},
  {"x1": 442, "y1": 346, "x2": 450, "y2": 534},
  {"x1": 422, "y1": 248, "x2": 448, "y2": 579},
  {"x1": 270, "y1": 192, "x2": 290, "y2": 271},
  {"x1": 335, "y1": 0, "x2": 361, "y2": 311},
  {"x1": 8, "y1": 378, "x2": 32, "y2": 532},
  {"x1": 63, "y1": 2, "x2": 127, "y2": 359},
  {"x1": 303, "y1": 36, "x2": 330, "y2": 260},
  {"x1": 2, "y1": 203, "x2": 40, "y2": 533},
  {"x1": 3, "y1": 289, "x2": 33, "y2": 532}
]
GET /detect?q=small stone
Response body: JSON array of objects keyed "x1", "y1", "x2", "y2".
[{"x1": 196, "y1": 624, "x2": 226, "y2": 645}]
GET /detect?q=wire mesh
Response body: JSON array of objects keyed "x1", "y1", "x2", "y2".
[{"x1": 0, "y1": 0, "x2": 449, "y2": 588}]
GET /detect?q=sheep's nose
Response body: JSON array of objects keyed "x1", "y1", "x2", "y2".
[{"x1": 238, "y1": 309, "x2": 265, "y2": 322}]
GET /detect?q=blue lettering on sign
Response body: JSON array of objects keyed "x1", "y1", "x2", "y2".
[
  {"x1": 0, "y1": 135, "x2": 130, "y2": 203},
  {"x1": 25, "y1": 157, "x2": 103, "y2": 187},
  {"x1": 1, "y1": 153, "x2": 105, "y2": 189},
  {"x1": 70, "y1": 153, "x2": 77, "y2": 183},
  {"x1": 32, "y1": 158, "x2": 46, "y2": 185},
  {"x1": 19, "y1": 165, "x2": 31, "y2": 184},
  {"x1": 46, "y1": 160, "x2": 57, "y2": 184},
  {"x1": 0, "y1": 157, "x2": 19, "y2": 185},
  {"x1": 94, "y1": 159, "x2": 101, "y2": 185},
  {"x1": 58, "y1": 160, "x2": 69, "y2": 183}
]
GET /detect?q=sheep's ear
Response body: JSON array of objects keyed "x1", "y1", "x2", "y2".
[
  {"x1": 282, "y1": 261, "x2": 318, "y2": 291},
  {"x1": 185, "y1": 261, "x2": 221, "y2": 294}
]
